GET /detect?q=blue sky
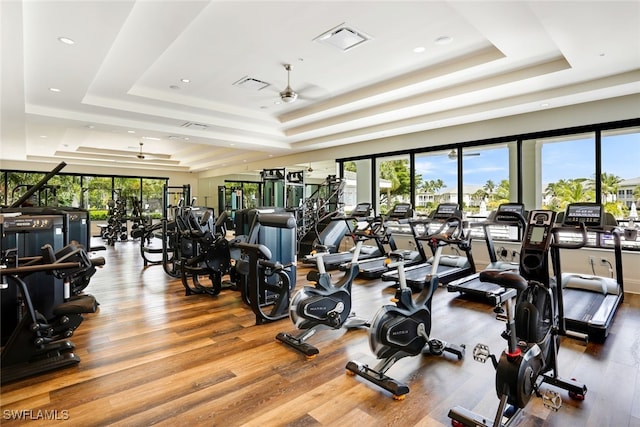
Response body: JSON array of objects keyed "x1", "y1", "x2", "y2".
[{"x1": 414, "y1": 133, "x2": 639, "y2": 189}]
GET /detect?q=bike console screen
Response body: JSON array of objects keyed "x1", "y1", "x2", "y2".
[
  {"x1": 433, "y1": 203, "x2": 459, "y2": 220},
  {"x1": 495, "y1": 203, "x2": 525, "y2": 223},
  {"x1": 520, "y1": 210, "x2": 556, "y2": 280},
  {"x1": 562, "y1": 203, "x2": 602, "y2": 227},
  {"x1": 524, "y1": 211, "x2": 555, "y2": 251}
]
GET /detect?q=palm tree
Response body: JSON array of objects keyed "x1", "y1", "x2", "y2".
[
  {"x1": 483, "y1": 180, "x2": 496, "y2": 199},
  {"x1": 599, "y1": 172, "x2": 622, "y2": 203}
]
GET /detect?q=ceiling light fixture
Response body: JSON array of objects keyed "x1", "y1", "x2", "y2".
[
  {"x1": 48, "y1": 87, "x2": 61, "y2": 92},
  {"x1": 57, "y1": 36, "x2": 75, "y2": 45},
  {"x1": 279, "y1": 64, "x2": 298, "y2": 103},
  {"x1": 413, "y1": 46, "x2": 426, "y2": 53},
  {"x1": 180, "y1": 78, "x2": 191, "y2": 83},
  {"x1": 434, "y1": 35, "x2": 453, "y2": 45}
]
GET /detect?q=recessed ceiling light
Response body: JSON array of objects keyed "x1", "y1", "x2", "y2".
[
  {"x1": 86, "y1": 125, "x2": 95, "y2": 129},
  {"x1": 180, "y1": 78, "x2": 190, "y2": 83},
  {"x1": 48, "y1": 87, "x2": 61, "y2": 92},
  {"x1": 413, "y1": 46, "x2": 426, "y2": 53},
  {"x1": 540, "y1": 102, "x2": 550, "y2": 107},
  {"x1": 40, "y1": 135, "x2": 47, "y2": 138},
  {"x1": 434, "y1": 35, "x2": 453, "y2": 45},
  {"x1": 127, "y1": 130, "x2": 136, "y2": 134},
  {"x1": 58, "y1": 36, "x2": 75, "y2": 45},
  {"x1": 142, "y1": 136, "x2": 160, "y2": 141}
]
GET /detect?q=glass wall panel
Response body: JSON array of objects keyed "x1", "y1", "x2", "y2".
[
  {"x1": 602, "y1": 128, "x2": 640, "y2": 218},
  {"x1": 414, "y1": 149, "x2": 457, "y2": 217},
  {"x1": 540, "y1": 133, "x2": 595, "y2": 211},
  {"x1": 462, "y1": 144, "x2": 512, "y2": 217},
  {"x1": 114, "y1": 177, "x2": 142, "y2": 214},
  {"x1": 84, "y1": 176, "x2": 113, "y2": 220},
  {"x1": 48, "y1": 174, "x2": 82, "y2": 207},
  {"x1": 377, "y1": 155, "x2": 411, "y2": 215},
  {"x1": 5, "y1": 171, "x2": 45, "y2": 206},
  {"x1": 142, "y1": 178, "x2": 166, "y2": 218},
  {"x1": 0, "y1": 172, "x2": 5, "y2": 206}
]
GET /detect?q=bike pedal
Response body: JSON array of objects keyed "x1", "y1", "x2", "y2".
[
  {"x1": 472, "y1": 343, "x2": 490, "y2": 363},
  {"x1": 542, "y1": 390, "x2": 562, "y2": 411}
]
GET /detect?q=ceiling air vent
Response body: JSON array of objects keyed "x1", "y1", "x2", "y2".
[
  {"x1": 181, "y1": 122, "x2": 208, "y2": 130},
  {"x1": 314, "y1": 24, "x2": 372, "y2": 52},
  {"x1": 233, "y1": 76, "x2": 270, "y2": 91}
]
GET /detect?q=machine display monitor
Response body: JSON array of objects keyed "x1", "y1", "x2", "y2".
[
  {"x1": 352, "y1": 203, "x2": 372, "y2": 216},
  {"x1": 433, "y1": 203, "x2": 459, "y2": 219},
  {"x1": 498, "y1": 203, "x2": 524, "y2": 215},
  {"x1": 529, "y1": 226, "x2": 546, "y2": 245},
  {"x1": 389, "y1": 203, "x2": 412, "y2": 218},
  {"x1": 563, "y1": 203, "x2": 602, "y2": 227}
]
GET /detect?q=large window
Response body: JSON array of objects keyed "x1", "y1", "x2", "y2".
[
  {"x1": 342, "y1": 159, "x2": 372, "y2": 214},
  {"x1": 84, "y1": 176, "x2": 113, "y2": 219},
  {"x1": 602, "y1": 128, "x2": 640, "y2": 217},
  {"x1": 142, "y1": 178, "x2": 166, "y2": 217},
  {"x1": 462, "y1": 144, "x2": 512, "y2": 216},
  {"x1": 0, "y1": 172, "x2": 5, "y2": 206},
  {"x1": 415, "y1": 150, "x2": 457, "y2": 217},
  {"x1": 377, "y1": 155, "x2": 411, "y2": 215},
  {"x1": 539, "y1": 133, "x2": 596, "y2": 211}
]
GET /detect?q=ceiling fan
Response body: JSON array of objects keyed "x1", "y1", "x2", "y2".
[
  {"x1": 279, "y1": 64, "x2": 298, "y2": 103},
  {"x1": 447, "y1": 149, "x2": 481, "y2": 160},
  {"x1": 137, "y1": 141, "x2": 147, "y2": 159}
]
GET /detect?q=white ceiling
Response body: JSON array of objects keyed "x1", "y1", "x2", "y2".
[{"x1": 2, "y1": 1, "x2": 639, "y2": 175}]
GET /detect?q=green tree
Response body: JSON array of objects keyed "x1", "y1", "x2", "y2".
[
  {"x1": 598, "y1": 172, "x2": 622, "y2": 203},
  {"x1": 545, "y1": 178, "x2": 595, "y2": 211},
  {"x1": 379, "y1": 159, "x2": 410, "y2": 210},
  {"x1": 344, "y1": 161, "x2": 357, "y2": 172},
  {"x1": 483, "y1": 180, "x2": 496, "y2": 200},
  {"x1": 421, "y1": 178, "x2": 445, "y2": 204}
]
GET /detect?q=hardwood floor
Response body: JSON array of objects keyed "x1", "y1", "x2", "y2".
[{"x1": 2, "y1": 238, "x2": 640, "y2": 426}]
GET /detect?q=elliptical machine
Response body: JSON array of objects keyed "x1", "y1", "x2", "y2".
[
  {"x1": 345, "y1": 242, "x2": 466, "y2": 400},
  {"x1": 275, "y1": 221, "x2": 375, "y2": 359},
  {"x1": 448, "y1": 209, "x2": 587, "y2": 427}
]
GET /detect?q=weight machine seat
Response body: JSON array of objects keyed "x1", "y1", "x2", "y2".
[{"x1": 53, "y1": 294, "x2": 98, "y2": 315}]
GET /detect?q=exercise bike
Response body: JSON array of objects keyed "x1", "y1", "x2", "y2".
[
  {"x1": 345, "y1": 250, "x2": 465, "y2": 400},
  {"x1": 448, "y1": 209, "x2": 587, "y2": 427},
  {"x1": 276, "y1": 226, "x2": 373, "y2": 359}
]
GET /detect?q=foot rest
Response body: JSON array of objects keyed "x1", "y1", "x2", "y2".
[
  {"x1": 53, "y1": 294, "x2": 98, "y2": 315},
  {"x1": 473, "y1": 344, "x2": 490, "y2": 363},
  {"x1": 542, "y1": 390, "x2": 562, "y2": 411}
]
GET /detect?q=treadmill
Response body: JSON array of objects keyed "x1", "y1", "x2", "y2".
[
  {"x1": 352, "y1": 202, "x2": 422, "y2": 279},
  {"x1": 302, "y1": 202, "x2": 382, "y2": 270},
  {"x1": 381, "y1": 203, "x2": 475, "y2": 290},
  {"x1": 552, "y1": 202, "x2": 624, "y2": 343},
  {"x1": 447, "y1": 203, "x2": 527, "y2": 299}
]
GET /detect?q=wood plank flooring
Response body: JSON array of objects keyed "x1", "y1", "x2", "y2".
[{"x1": 2, "y1": 238, "x2": 640, "y2": 426}]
